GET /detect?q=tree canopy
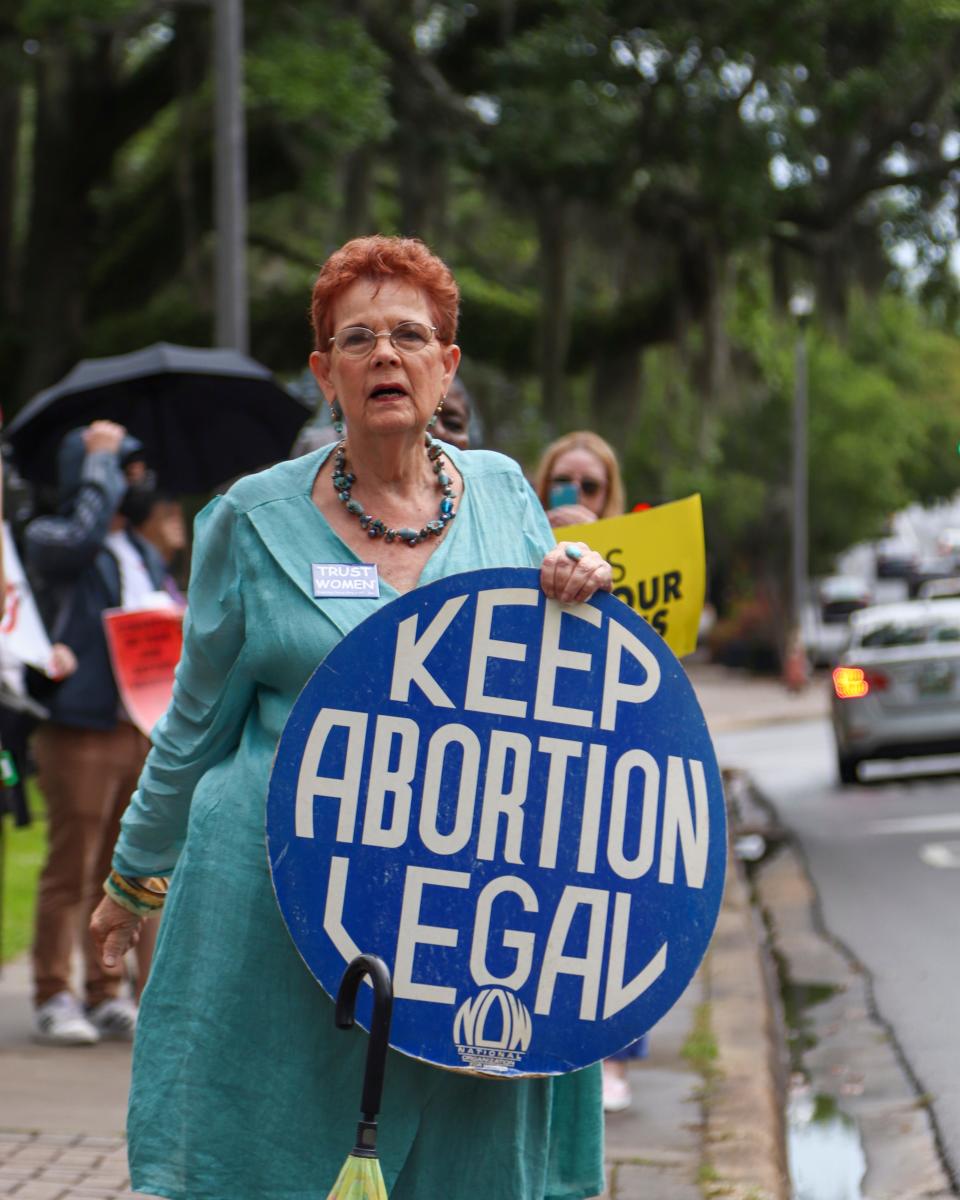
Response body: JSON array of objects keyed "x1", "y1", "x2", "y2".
[{"x1": 4, "y1": 0, "x2": 960, "y2": 628}]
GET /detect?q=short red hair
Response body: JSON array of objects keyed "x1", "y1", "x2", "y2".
[{"x1": 310, "y1": 235, "x2": 460, "y2": 351}]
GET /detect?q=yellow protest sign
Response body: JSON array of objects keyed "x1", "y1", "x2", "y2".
[{"x1": 554, "y1": 494, "x2": 705, "y2": 657}]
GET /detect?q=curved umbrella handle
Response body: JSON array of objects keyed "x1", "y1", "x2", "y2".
[{"x1": 335, "y1": 954, "x2": 393, "y2": 1123}]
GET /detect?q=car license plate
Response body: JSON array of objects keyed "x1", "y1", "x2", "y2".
[{"x1": 916, "y1": 663, "x2": 955, "y2": 695}]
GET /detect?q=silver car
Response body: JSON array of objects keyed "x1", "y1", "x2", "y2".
[
  {"x1": 803, "y1": 574, "x2": 873, "y2": 667},
  {"x1": 830, "y1": 600, "x2": 960, "y2": 783}
]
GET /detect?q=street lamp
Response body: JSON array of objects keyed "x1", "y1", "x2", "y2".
[{"x1": 788, "y1": 285, "x2": 815, "y2": 668}]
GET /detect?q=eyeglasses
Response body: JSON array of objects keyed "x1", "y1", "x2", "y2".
[
  {"x1": 329, "y1": 321, "x2": 437, "y2": 358},
  {"x1": 550, "y1": 474, "x2": 605, "y2": 498}
]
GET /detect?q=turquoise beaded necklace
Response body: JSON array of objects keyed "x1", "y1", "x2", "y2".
[{"x1": 332, "y1": 434, "x2": 456, "y2": 546}]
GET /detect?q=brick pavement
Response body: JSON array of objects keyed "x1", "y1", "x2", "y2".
[
  {"x1": 0, "y1": 1132, "x2": 153, "y2": 1200},
  {"x1": 0, "y1": 985, "x2": 705, "y2": 1200}
]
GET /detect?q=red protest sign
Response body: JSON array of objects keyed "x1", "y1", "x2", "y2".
[{"x1": 103, "y1": 607, "x2": 184, "y2": 736}]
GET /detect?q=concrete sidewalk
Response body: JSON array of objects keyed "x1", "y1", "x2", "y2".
[
  {"x1": 0, "y1": 662, "x2": 825, "y2": 1200},
  {"x1": 687, "y1": 657, "x2": 829, "y2": 733}
]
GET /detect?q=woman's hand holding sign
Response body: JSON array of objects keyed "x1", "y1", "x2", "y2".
[{"x1": 540, "y1": 541, "x2": 612, "y2": 605}]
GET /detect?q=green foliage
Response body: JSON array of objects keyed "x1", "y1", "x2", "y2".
[
  {"x1": 0, "y1": 784, "x2": 46, "y2": 966},
  {"x1": 713, "y1": 313, "x2": 909, "y2": 576},
  {"x1": 5, "y1": 0, "x2": 960, "y2": 612},
  {"x1": 621, "y1": 279, "x2": 960, "y2": 588},
  {"x1": 20, "y1": 0, "x2": 143, "y2": 33},
  {"x1": 456, "y1": 266, "x2": 538, "y2": 371},
  {"x1": 845, "y1": 294, "x2": 960, "y2": 504},
  {"x1": 805, "y1": 337, "x2": 912, "y2": 566},
  {"x1": 482, "y1": 7, "x2": 639, "y2": 193},
  {"x1": 682, "y1": 1001, "x2": 720, "y2": 1077},
  {"x1": 247, "y1": 18, "x2": 391, "y2": 155}
]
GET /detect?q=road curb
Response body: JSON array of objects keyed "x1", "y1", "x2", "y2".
[
  {"x1": 740, "y1": 772, "x2": 959, "y2": 1200},
  {"x1": 701, "y1": 845, "x2": 790, "y2": 1200}
]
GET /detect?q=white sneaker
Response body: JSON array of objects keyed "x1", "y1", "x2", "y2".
[
  {"x1": 602, "y1": 1064, "x2": 633, "y2": 1113},
  {"x1": 87, "y1": 996, "x2": 137, "y2": 1041},
  {"x1": 35, "y1": 992, "x2": 99, "y2": 1046}
]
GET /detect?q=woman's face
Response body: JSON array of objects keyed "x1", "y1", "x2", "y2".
[
  {"x1": 548, "y1": 447, "x2": 609, "y2": 517},
  {"x1": 309, "y1": 278, "x2": 459, "y2": 442}
]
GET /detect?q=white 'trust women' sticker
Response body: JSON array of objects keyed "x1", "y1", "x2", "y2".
[{"x1": 312, "y1": 563, "x2": 380, "y2": 599}]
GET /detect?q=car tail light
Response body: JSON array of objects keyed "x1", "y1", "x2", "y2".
[{"x1": 832, "y1": 666, "x2": 889, "y2": 699}]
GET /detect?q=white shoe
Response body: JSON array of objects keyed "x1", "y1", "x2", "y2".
[
  {"x1": 602, "y1": 1065, "x2": 632, "y2": 1113},
  {"x1": 87, "y1": 996, "x2": 138, "y2": 1041},
  {"x1": 35, "y1": 992, "x2": 99, "y2": 1046}
]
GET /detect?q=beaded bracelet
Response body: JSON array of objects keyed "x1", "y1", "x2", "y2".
[{"x1": 104, "y1": 869, "x2": 169, "y2": 918}]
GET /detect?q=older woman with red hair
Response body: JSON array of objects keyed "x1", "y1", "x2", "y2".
[{"x1": 91, "y1": 236, "x2": 609, "y2": 1200}]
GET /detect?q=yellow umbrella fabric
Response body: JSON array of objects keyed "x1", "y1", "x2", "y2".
[{"x1": 326, "y1": 1152, "x2": 388, "y2": 1200}]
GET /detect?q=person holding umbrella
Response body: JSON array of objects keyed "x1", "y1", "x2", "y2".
[{"x1": 90, "y1": 235, "x2": 610, "y2": 1200}]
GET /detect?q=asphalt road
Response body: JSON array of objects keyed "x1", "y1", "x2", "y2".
[{"x1": 715, "y1": 716, "x2": 960, "y2": 1184}]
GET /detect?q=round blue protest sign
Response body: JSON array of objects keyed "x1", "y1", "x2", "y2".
[{"x1": 267, "y1": 567, "x2": 725, "y2": 1076}]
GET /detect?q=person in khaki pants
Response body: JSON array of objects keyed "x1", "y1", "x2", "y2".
[
  {"x1": 26, "y1": 421, "x2": 168, "y2": 1044},
  {"x1": 32, "y1": 722, "x2": 154, "y2": 1033}
]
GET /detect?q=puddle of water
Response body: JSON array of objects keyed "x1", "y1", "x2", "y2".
[
  {"x1": 774, "y1": 972, "x2": 867, "y2": 1199},
  {"x1": 787, "y1": 1085, "x2": 866, "y2": 1200},
  {"x1": 778, "y1": 972, "x2": 841, "y2": 1066}
]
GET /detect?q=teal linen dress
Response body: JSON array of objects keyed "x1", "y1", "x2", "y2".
[{"x1": 113, "y1": 445, "x2": 604, "y2": 1200}]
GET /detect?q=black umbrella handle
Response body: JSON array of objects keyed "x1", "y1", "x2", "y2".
[{"x1": 335, "y1": 954, "x2": 393, "y2": 1125}]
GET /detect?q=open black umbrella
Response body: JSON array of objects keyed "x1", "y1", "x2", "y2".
[{"x1": 4, "y1": 342, "x2": 315, "y2": 493}]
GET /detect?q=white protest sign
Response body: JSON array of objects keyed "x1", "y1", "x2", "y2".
[{"x1": 1, "y1": 521, "x2": 54, "y2": 673}]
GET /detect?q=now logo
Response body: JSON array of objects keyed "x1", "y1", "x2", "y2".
[{"x1": 454, "y1": 988, "x2": 532, "y2": 1053}]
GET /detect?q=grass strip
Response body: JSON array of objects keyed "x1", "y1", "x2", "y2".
[{"x1": 0, "y1": 781, "x2": 47, "y2": 965}]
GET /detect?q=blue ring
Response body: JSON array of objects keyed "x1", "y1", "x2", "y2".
[{"x1": 564, "y1": 544, "x2": 583, "y2": 562}]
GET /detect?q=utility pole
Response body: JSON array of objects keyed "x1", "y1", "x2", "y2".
[
  {"x1": 213, "y1": 0, "x2": 248, "y2": 353},
  {"x1": 789, "y1": 286, "x2": 814, "y2": 668}
]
